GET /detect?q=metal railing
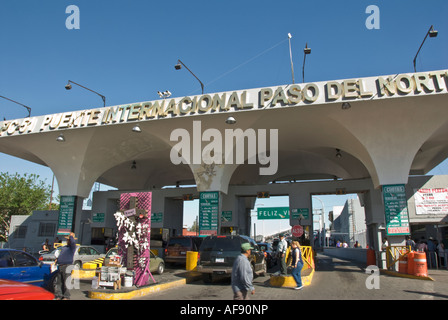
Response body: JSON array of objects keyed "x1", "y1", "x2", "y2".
[
  {"x1": 385, "y1": 245, "x2": 411, "y2": 270},
  {"x1": 286, "y1": 245, "x2": 315, "y2": 270}
]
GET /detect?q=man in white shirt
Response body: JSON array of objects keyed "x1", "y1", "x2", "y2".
[{"x1": 277, "y1": 234, "x2": 288, "y2": 275}]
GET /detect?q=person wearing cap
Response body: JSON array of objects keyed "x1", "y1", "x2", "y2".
[
  {"x1": 53, "y1": 232, "x2": 77, "y2": 300},
  {"x1": 277, "y1": 234, "x2": 288, "y2": 275},
  {"x1": 231, "y1": 242, "x2": 255, "y2": 300}
]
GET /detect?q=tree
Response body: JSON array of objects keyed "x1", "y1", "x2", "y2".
[{"x1": 0, "y1": 172, "x2": 51, "y2": 242}]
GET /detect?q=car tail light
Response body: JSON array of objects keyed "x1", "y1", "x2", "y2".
[{"x1": 39, "y1": 256, "x2": 43, "y2": 261}]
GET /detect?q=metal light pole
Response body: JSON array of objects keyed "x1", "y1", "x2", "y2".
[
  {"x1": 313, "y1": 196, "x2": 326, "y2": 247},
  {"x1": 288, "y1": 33, "x2": 295, "y2": 84},
  {"x1": 65, "y1": 80, "x2": 106, "y2": 107},
  {"x1": 302, "y1": 43, "x2": 311, "y2": 83},
  {"x1": 413, "y1": 25, "x2": 438, "y2": 72},
  {"x1": 0, "y1": 95, "x2": 31, "y2": 118},
  {"x1": 175, "y1": 59, "x2": 204, "y2": 94}
]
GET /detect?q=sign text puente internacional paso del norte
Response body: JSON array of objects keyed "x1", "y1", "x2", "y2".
[{"x1": 1, "y1": 70, "x2": 447, "y2": 137}]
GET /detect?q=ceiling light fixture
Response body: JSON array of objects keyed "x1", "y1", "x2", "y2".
[
  {"x1": 56, "y1": 133, "x2": 65, "y2": 142},
  {"x1": 335, "y1": 149, "x2": 342, "y2": 158},
  {"x1": 226, "y1": 116, "x2": 236, "y2": 124},
  {"x1": 341, "y1": 102, "x2": 351, "y2": 110}
]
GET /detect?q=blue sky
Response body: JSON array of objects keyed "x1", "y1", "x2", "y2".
[{"x1": 1, "y1": 0, "x2": 447, "y2": 234}]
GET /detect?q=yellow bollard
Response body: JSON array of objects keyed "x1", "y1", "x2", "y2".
[{"x1": 186, "y1": 251, "x2": 198, "y2": 271}]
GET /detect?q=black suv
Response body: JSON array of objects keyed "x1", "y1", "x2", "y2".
[{"x1": 197, "y1": 235, "x2": 266, "y2": 282}]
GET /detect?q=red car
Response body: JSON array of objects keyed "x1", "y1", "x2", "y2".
[{"x1": 0, "y1": 279, "x2": 54, "y2": 300}]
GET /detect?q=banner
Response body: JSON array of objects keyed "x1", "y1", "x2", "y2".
[{"x1": 414, "y1": 188, "x2": 448, "y2": 215}]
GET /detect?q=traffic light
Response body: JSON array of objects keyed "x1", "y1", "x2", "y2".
[{"x1": 257, "y1": 191, "x2": 270, "y2": 198}]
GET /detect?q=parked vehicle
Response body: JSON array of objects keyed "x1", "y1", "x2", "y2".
[
  {"x1": 0, "y1": 249, "x2": 55, "y2": 289},
  {"x1": 39, "y1": 245, "x2": 105, "y2": 268},
  {"x1": 197, "y1": 235, "x2": 266, "y2": 282},
  {"x1": 0, "y1": 279, "x2": 54, "y2": 300},
  {"x1": 104, "y1": 247, "x2": 165, "y2": 274},
  {"x1": 164, "y1": 236, "x2": 203, "y2": 264},
  {"x1": 257, "y1": 242, "x2": 276, "y2": 268}
]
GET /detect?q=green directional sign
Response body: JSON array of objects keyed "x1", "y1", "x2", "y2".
[
  {"x1": 291, "y1": 208, "x2": 309, "y2": 220},
  {"x1": 257, "y1": 207, "x2": 290, "y2": 220},
  {"x1": 92, "y1": 212, "x2": 105, "y2": 223}
]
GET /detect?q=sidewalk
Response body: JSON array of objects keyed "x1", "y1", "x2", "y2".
[{"x1": 70, "y1": 268, "x2": 202, "y2": 300}]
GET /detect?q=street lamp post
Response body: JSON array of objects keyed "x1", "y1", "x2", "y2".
[
  {"x1": 0, "y1": 95, "x2": 31, "y2": 118},
  {"x1": 174, "y1": 59, "x2": 204, "y2": 94},
  {"x1": 302, "y1": 43, "x2": 311, "y2": 83},
  {"x1": 413, "y1": 25, "x2": 438, "y2": 72},
  {"x1": 312, "y1": 196, "x2": 326, "y2": 248},
  {"x1": 65, "y1": 80, "x2": 106, "y2": 107}
]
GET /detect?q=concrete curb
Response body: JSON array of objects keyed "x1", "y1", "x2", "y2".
[
  {"x1": 379, "y1": 269, "x2": 434, "y2": 281},
  {"x1": 269, "y1": 268, "x2": 315, "y2": 288},
  {"x1": 86, "y1": 271, "x2": 203, "y2": 300}
]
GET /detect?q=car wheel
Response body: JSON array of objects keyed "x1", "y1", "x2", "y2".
[{"x1": 157, "y1": 262, "x2": 165, "y2": 275}]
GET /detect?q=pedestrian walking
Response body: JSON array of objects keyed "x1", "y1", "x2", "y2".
[
  {"x1": 231, "y1": 242, "x2": 255, "y2": 300},
  {"x1": 277, "y1": 234, "x2": 288, "y2": 275},
  {"x1": 290, "y1": 241, "x2": 304, "y2": 290},
  {"x1": 53, "y1": 232, "x2": 77, "y2": 300}
]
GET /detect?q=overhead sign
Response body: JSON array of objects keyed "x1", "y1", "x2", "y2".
[
  {"x1": 291, "y1": 208, "x2": 309, "y2": 220},
  {"x1": 199, "y1": 191, "x2": 219, "y2": 231},
  {"x1": 414, "y1": 188, "x2": 448, "y2": 215},
  {"x1": 2, "y1": 70, "x2": 447, "y2": 137},
  {"x1": 92, "y1": 212, "x2": 105, "y2": 223},
  {"x1": 257, "y1": 207, "x2": 290, "y2": 220},
  {"x1": 382, "y1": 184, "x2": 410, "y2": 235},
  {"x1": 151, "y1": 212, "x2": 163, "y2": 223},
  {"x1": 221, "y1": 210, "x2": 232, "y2": 222}
]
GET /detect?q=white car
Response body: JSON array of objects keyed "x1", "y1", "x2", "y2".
[{"x1": 39, "y1": 245, "x2": 105, "y2": 268}]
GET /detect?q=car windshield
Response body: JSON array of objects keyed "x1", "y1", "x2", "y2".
[
  {"x1": 168, "y1": 238, "x2": 191, "y2": 247},
  {"x1": 200, "y1": 237, "x2": 244, "y2": 252},
  {"x1": 105, "y1": 249, "x2": 118, "y2": 258}
]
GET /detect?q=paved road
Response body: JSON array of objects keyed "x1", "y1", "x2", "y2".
[
  {"x1": 133, "y1": 253, "x2": 448, "y2": 300},
  {"x1": 69, "y1": 253, "x2": 448, "y2": 301}
]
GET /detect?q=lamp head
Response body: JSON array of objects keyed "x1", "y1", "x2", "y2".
[
  {"x1": 429, "y1": 27, "x2": 438, "y2": 38},
  {"x1": 304, "y1": 43, "x2": 311, "y2": 54},
  {"x1": 174, "y1": 63, "x2": 182, "y2": 70},
  {"x1": 65, "y1": 84, "x2": 72, "y2": 90}
]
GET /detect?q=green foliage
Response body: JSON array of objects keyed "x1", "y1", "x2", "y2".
[{"x1": 0, "y1": 172, "x2": 51, "y2": 241}]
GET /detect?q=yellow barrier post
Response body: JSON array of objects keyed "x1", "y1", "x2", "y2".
[{"x1": 186, "y1": 251, "x2": 198, "y2": 271}]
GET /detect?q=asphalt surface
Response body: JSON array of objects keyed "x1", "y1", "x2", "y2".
[{"x1": 67, "y1": 253, "x2": 448, "y2": 301}]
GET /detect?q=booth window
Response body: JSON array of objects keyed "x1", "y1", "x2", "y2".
[
  {"x1": 38, "y1": 223, "x2": 56, "y2": 237},
  {"x1": 91, "y1": 227, "x2": 114, "y2": 245},
  {"x1": 13, "y1": 226, "x2": 27, "y2": 239}
]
